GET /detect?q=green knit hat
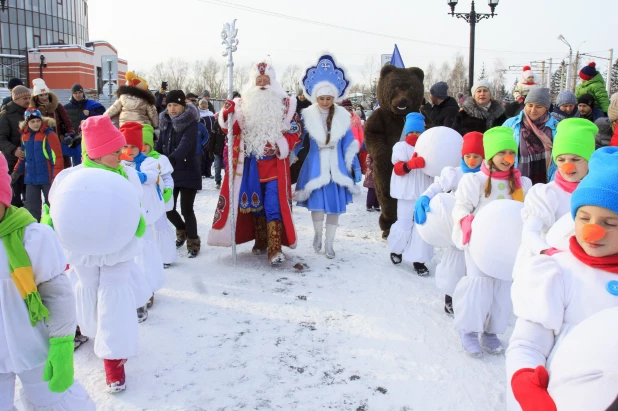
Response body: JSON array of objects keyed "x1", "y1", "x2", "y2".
[
  {"x1": 552, "y1": 118, "x2": 598, "y2": 162},
  {"x1": 483, "y1": 126, "x2": 518, "y2": 160},
  {"x1": 142, "y1": 124, "x2": 155, "y2": 149}
]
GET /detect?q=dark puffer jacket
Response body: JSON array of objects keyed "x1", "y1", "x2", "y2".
[
  {"x1": 156, "y1": 103, "x2": 202, "y2": 190},
  {"x1": 426, "y1": 96, "x2": 460, "y2": 127},
  {"x1": 0, "y1": 102, "x2": 27, "y2": 170},
  {"x1": 452, "y1": 97, "x2": 507, "y2": 135}
]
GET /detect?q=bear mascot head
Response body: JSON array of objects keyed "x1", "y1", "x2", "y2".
[{"x1": 363, "y1": 64, "x2": 427, "y2": 238}]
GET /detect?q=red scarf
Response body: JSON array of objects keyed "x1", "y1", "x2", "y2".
[
  {"x1": 554, "y1": 171, "x2": 579, "y2": 194},
  {"x1": 569, "y1": 236, "x2": 618, "y2": 274},
  {"x1": 405, "y1": 134, "x2": 419, "y2": 147}
]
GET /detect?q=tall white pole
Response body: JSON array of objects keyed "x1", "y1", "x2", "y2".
[
  {"x1": 608, "y1": 48, "x2": 614, "y2": 97},
  {"x1": 221, "y1": 19, "x2": 239, "y2": 265},
  {"x1": 566, "y1": 48, "x2": 573, "y2": 92},
  {"x1": 547, "y1": 58, "x2": 552, "y2": 90}
]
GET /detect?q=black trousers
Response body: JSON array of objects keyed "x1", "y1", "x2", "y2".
[
  {"x1": 167, "y1": 187, "x2": 198, "y2": 239},
  {"x1": 11, "y1": 174, "x2": 26, "y2": 207}
]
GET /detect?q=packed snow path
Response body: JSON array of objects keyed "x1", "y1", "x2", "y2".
[{"x1": 35, "y1": 179, "x2": 509, "y2": 410}]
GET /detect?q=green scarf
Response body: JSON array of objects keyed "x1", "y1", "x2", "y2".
[
  {"x1": 0, "y1": 206, "x2": 49, "y2": 326},
  {"x1": 83, "y1": 155, "x2": 129, "y2": 179},
  {"x1": 147, "y1": 150, "x2": 161, "y2": 160}
]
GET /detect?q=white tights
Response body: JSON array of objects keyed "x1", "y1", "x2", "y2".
[{"x1": 311, "y1": 211, "x2": 339, "y2": 226}]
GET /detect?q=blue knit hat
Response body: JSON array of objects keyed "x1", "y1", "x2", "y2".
[
  {"x1": 571, "y1": 146, "x2": 618, "y2": 218},
  {"x1": 404, "y1": 112, "x2": 425, "y2": 135},
  {"x1": 555, "y1": 90, "x2": 577, "y2": 108},
  {"x1": 24, "y1": 107, "x2": 42, "y2": 122}
]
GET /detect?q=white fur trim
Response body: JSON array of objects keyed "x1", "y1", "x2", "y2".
[
  {"x1": 309, "y1": 81, "x2": 342, "y2": 104},
  {"x1": 302, "y1": 105, "x2": 350, "y2": 147},
  {"x1": 284, "y1": 97, "x2": 297, "y2": 130},
  {"x1": 345, "y1": 139, "x2": 360, "y2": 172},
  {"x1": 276, "y1": 136, "x2": 289, "y2": 159}
]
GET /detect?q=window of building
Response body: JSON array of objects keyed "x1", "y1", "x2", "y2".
[
  {"x1": 40, "y1": 15, "x2": 46, "y2": 28},
  {"x1": 8, "y1": 0, "x2": 16, "y2": 8},
  {"x1": 34, "y1": 35, "x2": 40, "y2": 47},
  {"x1": 17, "y1": 25, "x2": 25, "y2": 50},
  {"x1": 1, "y1": 25, "x2": 10, "y2": 49},
  {"x1": 39, "y1": 0, "x2": 45, "y2": 13},
  {"x1": 0, "y1": 11, "x2": 7, "y2": 23},
  {"x1": 17, "y1": 9, "x2": 24, "y2": 25},
  {"x1": 9, "y1": 24, "x2": 18, "y2": 49},
  {"x1": 26, "y1": 11, "x2": 32, "y2": 26},
  {"x1": 25, "y1": 0, "x2": 32, "y2": 10},
  {"x1": 16, "y1": 0, "x2": 24, "y2": 8},
  {"x1": 26, "y1": 27, "x2": 33, "y2": 48}
]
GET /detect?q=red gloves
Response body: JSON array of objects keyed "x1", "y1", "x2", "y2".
[
  {"x1": 460, "y1": 214, "x2": 474, "y2": 245},
  {"x1": 511, "y1": 366, "x2": 557, "y2": 411},
  {"x1": 406, "y1": 152, "x2": 425, "y2": 170},
  {"x1": 222, "y1": 100, "x2": 235, "y2": 120}
]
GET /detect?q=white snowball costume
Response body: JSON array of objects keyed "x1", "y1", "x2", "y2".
[
  {"x1": 0, "y1": 225, "x2": 95, "y2": 410},
  {"x1": 388, "y1": 141, "x2": 433, "y2": 263},
  {"x1": 123, "y1": 156, "x2": 166, "y2": 293},
  {"x1": 451, "y1": 170, "x2": 532, "y2": 334},
  {"x1": 150, "y1": 154, "x2": 177, "y2": 265},
  {"x1": 505, "y1": 252, "x2": 618, "y2": 410},
  {"x1": 49, "y1": 167, "x2": 143, "y2": 360},
  {"x1": 420, "y1": 166, "x2": 465, "y2": 295}
]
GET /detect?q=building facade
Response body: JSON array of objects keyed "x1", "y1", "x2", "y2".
[{"x1": 1, "y1": 0, "x2": 90, "y2": 86}]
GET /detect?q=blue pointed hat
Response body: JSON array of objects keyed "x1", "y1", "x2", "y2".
[{"x1": 302, "y1": 54, "x2": 350, "y2": 104}]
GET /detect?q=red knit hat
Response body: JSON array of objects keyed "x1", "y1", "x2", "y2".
[
  {"x1": 120, "y1": 122, "x2": 144, "y2": 149},
  {"x1": 579, "y1": 62, "x2": 598, "y2": 81},
  {"x1": 462, "y1": 131, "x2": 485, "y2": 157}
]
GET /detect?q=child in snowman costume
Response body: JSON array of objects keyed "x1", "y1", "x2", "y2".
[
  {"x1": 506, "y1": 146, "x2": 618, "y2": 411},
  {"x1": 388, "y1": 112, "x2": 433, "y2": 275},
  {"x1": 141, "y1": 123, "x2": 176, "y2": 268},
  {"x1": 120, "y1": 122, "x2": 166, "y2": 312},
  {"x1": 452, "y1": 126, "x2": 532, "y2": 356},
  {"x1": 518, "y1": 118, "x2": 596, "y2": 261},
  {"x1": 414, "y1": 131, "x2": 485, "y2": 314},
  {"x1": 48, "y1": 116, "x2": 147, "y2": 393},
  {"x1": 0, "y1": 153, "x2": 95, "y2": 410},
  {"x1": 295, "y1": 54, "x2": 361, "y2": 259}
]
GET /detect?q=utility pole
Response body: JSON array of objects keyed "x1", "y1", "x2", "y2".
[
  {"x1": 540, "y1": 61, "x2": 546, "y2": 87},
  {"x1": 547, "y1": 58, "x2": 552, "y2": 89},
  {"x1": 560, "y1": 61, "x2": 566, "y2": 92},
  {"x1": 571, "y1": 52, "x2": 580, "y2": 92},
  {"x1": 608, "y1": 48, "x2": 614, "y2": 96}
]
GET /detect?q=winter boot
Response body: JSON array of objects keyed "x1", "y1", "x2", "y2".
[
  {"x1": 312, "y1": 220, "x2": 323, "y2": 252},
  {"x1": 74, "y1": 326, "x2": 89, "y2": 350},
  {"x1": 390, "y1": 253, "x2": 402, "y2": 265},
  {"x1": 444, "y1": 295, "x2": 454, "y2": 316},
  {"x1": 374, "y1": 206, "x2": 381, "y2": 212},
  {"x1": 147, "y1": 294, "x2": 154, "y2": 309},
  {"x1": 366, "y1": 207, "x2": 374, "y2": 212},
  {"x1": 480, "y1": 332, "x2": 504, "y2": 354},
  {"x1": 413, "y1": 262, "x2": 429, "y2": 277},
  {"x1": 324, "y1": 224, "x2": 337, "y2": 259},
  {"x1": 458, "y1": 330, "x2": 482, "y2": 357},
  {"x1": 176, "y1": 229, "x2": 187, "y2": 248},
  {"x1": 163, "y1": 263, "x2": 171, "y2": 269},
  {"x1": 267, "y1": 220, "x2": 285, "y2": 265},
  {"x1": 252, "y1": 216, "x2": 268, "y2": 255},
  {"x1": 187, "y1": 236, "x2": 201, "y2": 258},
  {"x1": 104, "y1": 359, "x2": 127, "y2": 393},
  {"x1": 137, "y1": 306, "x2": 148, "y2": 323}
]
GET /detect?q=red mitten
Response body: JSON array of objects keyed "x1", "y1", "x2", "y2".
[
  {"x1": 222, "y1": 100, "x2": 235, "y2": 119},
  {"x1": 543, "y1": 247, "x2": 562, "y2": 256},
  {"x1": 517, "y1": 96, "x2": 525, "y2": 104},
  {"x1": 406, "y1": 152, "x2": 425, "y2": 170},
  {"x1": 511, "y1": 366, "x2": 557, "y2": 411},
  {"x1": 460, "y1": 214, "x2": 474, "y2": 245}
]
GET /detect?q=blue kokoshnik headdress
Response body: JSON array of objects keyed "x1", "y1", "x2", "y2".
[{"x1": 302, "y1": 54, "x2": 350, "y2": 104}]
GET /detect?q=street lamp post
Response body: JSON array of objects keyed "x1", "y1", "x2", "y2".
[
  {"x1": 557, "y1": 35, "x2": 573, "y2": 92},
  {"x1": 447, "y1": 0, "x2": 498, "y2": 93}
]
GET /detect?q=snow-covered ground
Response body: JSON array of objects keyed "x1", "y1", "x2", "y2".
[{"x1": 23, "y1": 178, "x2": 510, "y2": 410}]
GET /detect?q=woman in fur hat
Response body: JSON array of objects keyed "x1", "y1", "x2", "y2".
[
  {"x1": 452, "y1": 81, "x2": 507, "y2": 136},
  {"x1": 104, "y1": 72, "x2": 159, "y2": 128}
]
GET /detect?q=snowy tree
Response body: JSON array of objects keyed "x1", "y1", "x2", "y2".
[
  {"x1": 280, "y1": 64, "x2": 303, "y2": 94},
  {"x1": 490, "y1": 59, "x2": 506, "y2": 101},
  {"x1": 610, "y1": 58, "x2": 618, "y2": 95},
  {"x1": 424, "y1": 62, "x2": 437, "y2": 95},
  {"x1": 449, "y1": 54, "x2": 468, "y2": 96},
  {"x1": 478, "y1": 63, "x2": 488, "y2": 81},
  {"x1": 550, "y1": 62, "x2": 567, "y2": 102}
]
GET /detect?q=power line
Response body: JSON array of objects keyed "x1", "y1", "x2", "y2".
[{"x1": 196, "y1": 0, "x2": 565, "y2": 57}]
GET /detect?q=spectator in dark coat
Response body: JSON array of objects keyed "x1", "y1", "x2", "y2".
[
  {"x1": 1, "y1": 78, "x2": 24, "y2": 110},
  {"x1": 0, "y1": 85, "x2": 31, "y2": 206},
  {"x1": 198, "y1": 99, "x2": 215, "y2": 178},
  {"x1": 426, "y1": 81, "x2": 460, "y2": 127},
  {"x1": 206, "y1": 114, "x2": 226, "y2": 189},
  {"x1": 295, "y1": 91, "x2": 311, "y2": 114},
  {"x1": 575, "y1": 93, "x2": 605, "y2": 122},
  {"x1": 200, "y1": 90, "x2": 216, "y2": 112},
  {"x1": 452, "y1": 80, "x2": 507, "y2": 135},
  {"x1": 63, "y1": 84, "x2": 105, "y2": 166},
  {"x1": 156, "y1": 90, "x2": 202, "y2": 257},
  {"x1": 154, "y1": 82, "x2": 168, "y2": 114},
  {"x1": 594, "y1": 117, "x2": 613, "y2": 149}
]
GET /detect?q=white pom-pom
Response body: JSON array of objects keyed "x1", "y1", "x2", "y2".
[
  {"x1": 414, "y1": 127, "x2": 463, "y2": 178},
  {"x1": 468, "y1": 200, "x2": 524, "y2": 280},
  {"x1": 50, "y1": 168, "x2": 141, "y2": 256}
]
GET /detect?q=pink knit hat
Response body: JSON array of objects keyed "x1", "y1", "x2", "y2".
[
  {"x1": 81, "y1": 116, "x2": 127, "y2": 159},
  {"x1": 0, "y1": 154, "x2": 12, "y2": 208}
]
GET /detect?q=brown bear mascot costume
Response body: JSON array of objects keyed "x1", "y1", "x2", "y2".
[{"x1": 364, "y1": 64, "x2": 425, "y2": 239}]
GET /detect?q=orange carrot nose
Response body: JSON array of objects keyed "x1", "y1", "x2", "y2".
[
  {"x1": 119, "y1": 148, "x2": 133, "y2": 161},
  {"x1": 582, "y1": 223, "x2": 606, "y2": 243},
  {"x1": 561, "y1": 163, "x2": 576, "y2": 174},
  {"x1": 504, "y1": 154, "x2": 515, "y2": 165},
  {"x1": 465, "y1": 158, "x2": 477, "y2": 167}
]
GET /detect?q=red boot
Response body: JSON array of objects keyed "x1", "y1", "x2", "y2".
[{"x1": 104, "y1": 359, "x2": 127, "y2": 393}]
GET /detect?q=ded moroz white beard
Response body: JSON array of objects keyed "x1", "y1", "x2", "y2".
[{"x1": 239, "y1": 80, "x2": 289, "y2": 158}]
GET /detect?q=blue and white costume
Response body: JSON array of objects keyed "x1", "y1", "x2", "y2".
[{"x1": 294, "y1": 54, "x2": 361, "y2": 258}]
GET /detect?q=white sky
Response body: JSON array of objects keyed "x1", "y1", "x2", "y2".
[{"x1": 88, "y1": 0, "x2": 617, "y2": 87}]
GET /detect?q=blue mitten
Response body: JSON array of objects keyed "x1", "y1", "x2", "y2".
[
  {"x1": 136, "y1": 171, "x2": 147, "y2": 184},
  {"x1": 414, "y1": 195, "x2": 431, "y2": 225}
]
